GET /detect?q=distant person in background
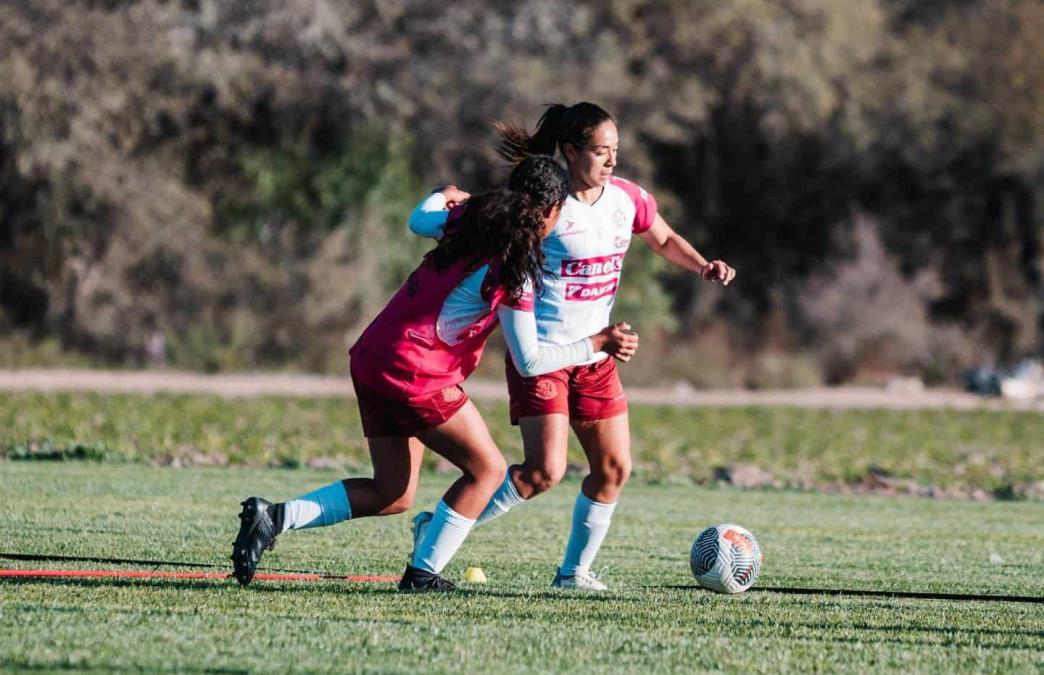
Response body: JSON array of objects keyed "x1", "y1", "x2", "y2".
[
  {"x1": 231, "y1": 156, "x2": 637, "y2": 592},
  {"x1": 145, "y1": 330, "x2": 167, "y2": 369},
  {"x1": 410, "y1": 103, "x2": 735, "y2": 590}
]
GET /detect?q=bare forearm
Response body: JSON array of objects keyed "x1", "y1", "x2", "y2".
[
  {"x1": 653, "y1": 233, "x2": 709, "y2": 273},
  {"x1": 639, "y1": 214, "x2": 735, "y2": 284}
]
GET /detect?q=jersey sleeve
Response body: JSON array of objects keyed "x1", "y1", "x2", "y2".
[
  {"x1": 483, "y1": 274, "x2": 534, "y2": 312},
  {"x1": 408, "y1": 192, "x2": 450, "y2": 238},
  {"x1": 610, "y1": 176, "x2": 658, "y2": 234},
  {"x1": 496, "y1": 304, "x2": 594, "y2": 377},
  {"x1": 502, "y1": 279, "x2": 535, "y2": 312}
]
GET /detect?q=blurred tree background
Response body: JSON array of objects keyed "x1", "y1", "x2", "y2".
[{"x1": 1, "y1": 0, "x2": 1041, "y2": 386}]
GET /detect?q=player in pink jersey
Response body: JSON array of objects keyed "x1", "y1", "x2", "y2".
[
  {"x1": 230, "y1": 156, "x2": 638, "y2": 592},
  {"x1": 411, "y1": 103, "x2": 736, "y2": 591}
]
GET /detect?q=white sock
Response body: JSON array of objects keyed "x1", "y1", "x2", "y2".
[
  {"x1": 411, "y1": 499, "x2": 475, "y2": 574},
  {"x1": 281, "y1": 481, "x2": 352, "y2": 531},
  {"x1": 559, "y1": 492, "x2": 616, "y2": 576},
  {"x1": 475, "y1": 472, "x2": 525, "y2": 526}
]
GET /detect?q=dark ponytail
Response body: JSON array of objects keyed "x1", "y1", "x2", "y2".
[
  {"x1": 494, "y1": 102, "x2": 613, "y2": 165},
  {"x1": 425, "y1": 156, "x2": 569, "y2": 304}
]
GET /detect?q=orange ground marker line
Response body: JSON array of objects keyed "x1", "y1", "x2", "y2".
[{"x1": 0, "y1": 568, "x2": 400, "y2": 582}]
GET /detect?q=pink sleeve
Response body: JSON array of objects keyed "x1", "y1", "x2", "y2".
[
  {"x1": 504, "y1": 288, "x2": 535, "y2": 312},
  {"x1": 611, "y1": 176, "x2": 658, "y2": 234},
  {"x1": 482, "y1": 268, "x2": 535, "y2": 312},
  {"x1": 491, "y1": 286, "x2": 534, "y2": 312}
]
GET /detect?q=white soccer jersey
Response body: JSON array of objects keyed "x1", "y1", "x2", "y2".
[
  {"x1": 404, "y1": 195, "x2": 597, "y2": 378},
  {"x1": 535, "y1": 176, "x2": 657, "y2": 363},
  {"x1": 406, "y1": 178, "x2": 657, "y2": 367}
]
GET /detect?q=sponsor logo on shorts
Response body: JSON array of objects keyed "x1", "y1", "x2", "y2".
[
  {"x1": 534, "y1": 380, "x2": 557, "y2": 400},
  {"x1": 440, "y1": 387, "x2": 464, "y2": 403},
  {"x1": 561, "y1": 254, "x2": 624, "y2": 277},
  {"x1": 565, "y1": 279, "x2": 619, "y2": 302}
]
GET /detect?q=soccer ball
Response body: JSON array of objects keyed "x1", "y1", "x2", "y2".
[{"x1": 690, "y1": 523, "x2": 763, "y2": 594}]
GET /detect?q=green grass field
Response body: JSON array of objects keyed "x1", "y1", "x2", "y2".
[
  {"x1": 3, "y1": 462, "x2": 1043, "y2": 673},
  {"x1": 3, "y1": 392, "x2": 1043, "y2": 493}
]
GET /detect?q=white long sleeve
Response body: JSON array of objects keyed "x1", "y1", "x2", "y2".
[
  {"x1": 408, "y1": 192, "x2": 451, "y2": 238},
  {"x1": 497, "y1": 304, "x2": 595, "y2": 377}
]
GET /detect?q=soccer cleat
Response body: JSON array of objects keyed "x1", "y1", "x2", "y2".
[
  {"x1": 230, "y1": 497, "x2": 283, "y2": 586},
  {"x1": 410, "y1": 510, "x2": 433, "y2": 561},
  {"x1": 551, "y1": 568, "x2": 608, "y2": 591},
  {"x1": 397, "y1": 564, "x2": 457, "y2": 592}
]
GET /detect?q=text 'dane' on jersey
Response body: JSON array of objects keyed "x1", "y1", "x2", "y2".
[{"x1": 564, "y1": 279, "x2": 619, "y2": 302}]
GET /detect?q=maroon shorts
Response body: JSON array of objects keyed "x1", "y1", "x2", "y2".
[
  {"x1": 505, "y1": 354, "x2": 627, "y2": 425},
  {"x1": 351, "y1": 375, "x2": 469, "y2": 438}
]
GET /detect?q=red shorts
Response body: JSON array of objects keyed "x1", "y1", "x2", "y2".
[
  {"x1": 505, "y1": 354, "x2": 627, "y2": 425},
  {"x1": 351, "y1": 375, "x2": 469, "y2": 438}
]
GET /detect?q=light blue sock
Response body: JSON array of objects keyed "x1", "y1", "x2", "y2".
[
  {"x1": 281, "y1": 481, "x2": 352, "y2": 531},
  {"x1": 475, "y1": 473, "x2": 525, "y2": 526},
  {"x1": 411, "y1": 499, "x2": 475, "y2": 574},
  {"x1": 559, "y1": 493, "x2": 616, "y2": 576}
]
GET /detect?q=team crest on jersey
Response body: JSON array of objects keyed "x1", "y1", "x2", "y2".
[{"x1": 613, "y1": 208, "x2": 627, "y2": 228}]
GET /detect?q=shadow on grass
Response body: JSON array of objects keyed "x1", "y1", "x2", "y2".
[
  {"x1": 1, "y1": 575, "x2": 629, "y2": 603},
  {"x1": 703, "y1": 615, "x2": 1044, "y2": 651},
  {"x1": 0, "y1": 576, "x2": 399, "y2": 593},
  {"x1": 0, "y1": 657, "x2": 245, "y2": 674},
  {"x1": 663, "y1": 584, "x2": 1044, "y2": 604}
]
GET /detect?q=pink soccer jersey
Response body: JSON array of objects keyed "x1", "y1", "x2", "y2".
[
  {"x1": 535, "y1": 176, "x2": 657, "y2": 361},
  {"x1": 349, "y1": 255, "x2": 531, "y2": 401}
]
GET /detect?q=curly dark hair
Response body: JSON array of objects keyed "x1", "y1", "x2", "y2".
[
  {"x1": 494, "y1": 102, "x2": 613, "y2": 165},
  {"x1": 425, "y1": 156, "x2": 569, "y2": 304}
]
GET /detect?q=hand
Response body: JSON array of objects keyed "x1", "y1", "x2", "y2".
[
  {"x1": 700, "y1": 260, "x2": 736, "y2": 286},
  {"x1": 591, "y1": 322, "x2": 639, "y2": 362},
  {"x1": 440, "y1": 185, "x2": 471, "y2": 209}
]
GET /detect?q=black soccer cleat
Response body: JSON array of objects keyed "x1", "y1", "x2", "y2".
[
  {"x1": 397, "y1": 564, "x2": 457, "y2": 592},
  {"x1": 230, "y1": 496, "x2": 283, "y2": 586}
]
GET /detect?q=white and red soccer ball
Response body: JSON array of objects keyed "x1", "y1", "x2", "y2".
[{"x1": 690, "y1": 524, "x2": 763, "y2": 594}]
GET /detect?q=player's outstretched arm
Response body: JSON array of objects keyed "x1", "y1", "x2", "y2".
[
  {"x1": 407, "y1": 186, "x2": 471, "y2": 239},
  {"x1": 637, "y1": 213, "x2": 736, "y2": 286}
]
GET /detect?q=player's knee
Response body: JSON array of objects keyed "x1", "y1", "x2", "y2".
[
  {"x1": 378, "y1": 486, "x2": 415, "y2": 515},
  {"x1": 595, "y1": 455, "x2": 631, "y2": 488},
  {"x1": 383, "y1": 493, "x2": 415, "y2": 515},
  {"x1": 488, "y1": 453, "x2": 509, "y2": 484},
  {"x1": 468, "y1": 452, "x2": 508, "y2": 490},
  {"x1": 462, "y1": 449, "x2": 507, "y2": 480},
  {"x1": 518, "y1": 460, "x2": 565, "y2": 495}
]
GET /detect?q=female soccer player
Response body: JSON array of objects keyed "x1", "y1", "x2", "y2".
[
  {"x1": 230, "y1": 156, "x2": 638, "y2": 592},
  {"x1": 411, "y1": 103, "x2": 735, "y2": 591}
]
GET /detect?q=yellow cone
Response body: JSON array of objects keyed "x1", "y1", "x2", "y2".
[{"x1": 463, "y1": 566, "x2": 487, "y2": 583}]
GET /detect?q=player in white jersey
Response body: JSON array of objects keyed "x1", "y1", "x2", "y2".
[{"x1": 411, "y1": 102, "x2": 735, "y2": 591}]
